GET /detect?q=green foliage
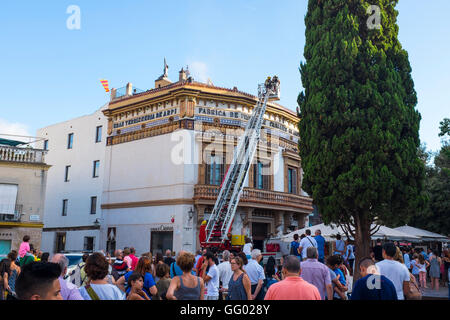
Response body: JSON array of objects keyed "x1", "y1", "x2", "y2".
[
  {"x1": 439, "y1": 118, "x2": 450, "y2": 138},
  {"x1": 409, "y1": 144, "x2": 450, "y2": 235},
  {"x1": 298, "y1": 0, "x2": 425, "y2": 227}
]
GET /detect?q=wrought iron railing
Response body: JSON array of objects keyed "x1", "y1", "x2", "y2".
[
  {"x1": 0, "y1": 204, "x2": 23, "y2": 222},
  {"x1": 193, "y1": 185, "x2": 313, "y2": 210}
]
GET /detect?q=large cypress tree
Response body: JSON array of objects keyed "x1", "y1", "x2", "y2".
[{"x1": 298, "y1": 0, "x2": 425, "y2": 279}]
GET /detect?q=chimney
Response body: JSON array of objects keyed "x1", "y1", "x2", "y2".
[
  {"x1": 126, "y1": 82, "x2": 133, "y2": 96},
  {"x1": 110, "y1": 88, "x2": 117, "y2": 101},
  {"x1": 179, "y1": 68, "x2": 187, "y2": 82}
]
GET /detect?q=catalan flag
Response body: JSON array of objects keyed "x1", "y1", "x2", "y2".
[{"x1": 100, "y1": 79, "x2": 109, "y2": 92}]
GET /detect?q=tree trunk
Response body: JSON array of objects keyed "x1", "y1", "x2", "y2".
[{"x1": 353, "y1": 213, "x2": 372, "y2": 283}]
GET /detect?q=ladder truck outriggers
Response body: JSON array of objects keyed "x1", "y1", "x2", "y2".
[{"x1": 201, "y1": 76, "x2": 281, "y2": 252}]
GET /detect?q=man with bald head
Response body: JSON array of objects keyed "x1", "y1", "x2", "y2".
[
  {"x1": 50, "y1": 254, "x2": 84, "y2": 300},
  {"x1": 164, "y1": 249, "x2": 175, "y2": 267}
]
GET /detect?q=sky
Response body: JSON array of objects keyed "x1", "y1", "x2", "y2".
[{"x1": 0, "y1": 0, "x2": 448, "y2": 153}]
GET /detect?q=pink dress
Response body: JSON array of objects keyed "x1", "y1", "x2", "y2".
[{"x1": 19, "y1": 242, "x2": 30, "y2": 258}]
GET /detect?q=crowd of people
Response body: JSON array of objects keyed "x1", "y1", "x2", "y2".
[{"x1": 1, "y1": 233, "x2": 449, "y2": 300}]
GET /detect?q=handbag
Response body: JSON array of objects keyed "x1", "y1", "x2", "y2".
[{"x1": 405, "y1": 273, "x2": 422, "y2": 300}]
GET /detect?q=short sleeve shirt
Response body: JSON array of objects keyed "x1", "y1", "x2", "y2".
[
  {"x1": 243, "y1": 259, "x2": 265, "y2": 285},
  {"x1": 243, "y1": 243, "x2": 252, "y2": 255},
  {"x1": 299, "y1": 236, "x2": 318, "y2": 258},
  {"x1": 376, "y1": 260, "x2": 410, "y2": 300},
  {"x1": 79, "y1": 283, "x2": 125, "y2": 300},
  {"x1": 290, "y1": 241, "x2": 300, "y2": 256},
  {"x1": 206, "y1": 264, "x2": 220, "y2": 297}
]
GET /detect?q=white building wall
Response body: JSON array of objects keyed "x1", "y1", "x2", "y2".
[
  {"x1": 101, "y1": 129, "x2": 198, "y2": 253},
  {"x1": 273, "y1": 147, "x2": 284, "y2": 192},
  {"x1": 36, "y1": 106, "x2": 108, "y2": 253}
]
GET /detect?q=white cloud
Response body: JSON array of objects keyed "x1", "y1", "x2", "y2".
[
  {"x1": 188, "y1": 61, "x2": 209, "y2": 83},
  {"x1": 0, "y1": 118, "x2": 32, "y2": 140}
]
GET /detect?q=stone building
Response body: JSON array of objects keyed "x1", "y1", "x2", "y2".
[{"x1": 0, "y1": 137, "x2": 49, "y2": 255}]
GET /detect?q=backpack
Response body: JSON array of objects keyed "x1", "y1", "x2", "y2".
[{"x1": 70, "y1": 262, "x2": 86, "y2": 287}]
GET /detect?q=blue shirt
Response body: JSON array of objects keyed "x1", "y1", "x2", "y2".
[
  {"x1": 170, "y1": 262, "x2": 195, "y2": 278},
  {"x1": 334, "y1": 268, "x2": 346, "y2": 286},
  {"x1": 421, "y1": 251, "x2": 428, "y2": 261},
  {"x1": 243, "y1": 259, "x2": 265, "y2": 285},
  {"x1": 290, "y1": 241, "x2": 300, "y2": 256},
  {"x1": 314, "y1": 235, "x2": 325, "y2": 259},
  {"x1": 351, "y1": 274, "x2": 398, "y2": 300},
  {"x1": 124, "y1": 271, "x2": 156, "y2": 298},
  {"x1": 265, "y1": 277, "x2": 278, "y2": 291}
]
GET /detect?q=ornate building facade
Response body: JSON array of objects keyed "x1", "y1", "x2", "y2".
[{"x1": 99, "y1": 66, "x2": 313, "y2": 253}]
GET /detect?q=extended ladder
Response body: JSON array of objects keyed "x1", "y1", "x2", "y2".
[{"x1": 204, "y1": 76, "x2": 281, "y2": 248}]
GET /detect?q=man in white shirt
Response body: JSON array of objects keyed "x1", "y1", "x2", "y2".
[
  {"x1": 243, "y1": 249, "x2": 265, "y2": 300},
  {"x1": 243, "y1": 237, "x2": 253, "y2": 258},
  {"x1": 299, "y1": 229, "x2": 318, "y2": 261},
  {"x1": 217, "y1": 250, "x2": 233, "y2": 296},
  {"x1": 376, "y1": 242, "x2": 411, "y2": 300},
  {"x1": 202, "y1": 251, "x2": 220, "y2": 300}
]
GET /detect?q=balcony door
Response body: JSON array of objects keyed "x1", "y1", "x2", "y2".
[
  {"x1": 55, "y1": 232, "x2": 66, "y2": 253},
  {"x1": 150, "y1": 231, "x2": 173, "y2": 255},
  {"x1": 252, "y1": 222, "x2": 269, "y2": 251}
]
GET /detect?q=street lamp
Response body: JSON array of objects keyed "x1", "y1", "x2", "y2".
[{"x1": 188, "y1": 207, "x2": 194, "y2": 221}]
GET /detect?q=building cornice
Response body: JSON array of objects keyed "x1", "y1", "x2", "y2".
[
  {"x1": 104, "y1": 81, "x2": 298, "y2": 123},
  {"x1": 0, "y1": 222, "x2": 44, "y2": 228},
  {"x1": 0, "y1": 161, "x2": 51, "y2": 170}
]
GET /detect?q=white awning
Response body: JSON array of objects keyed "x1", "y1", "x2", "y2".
[
  {"x1": 281, "y1": 222, "x2": 420, "y2": 242},
  {"x1": 394, "y1": 225, "x2": 450, "y2": 242}
]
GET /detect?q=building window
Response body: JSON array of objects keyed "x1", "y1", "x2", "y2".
[
  {"x1": 288, "y1": 168, "x2": 297, "y2": 194},
  {"x1": 253, "y1": 161, "x2": 270, "y2": 190},
  {"x1": 64, "y1": 166, "x2": 70, "y2": 182},
  {"x1": 95, "y1": 126, "x2": 102, "y2": 143},
  {"x1": 205, "y1": 155, "x2": 224, "y2": 185},
  {"x1": 84, "y1": 237, "x2": 95, "y2": 252},
  {"x1": 93, "y1": 160, "x2": 100, "y2": 178},
  {"x1": 90, "y1": 196, "x2": 97, "y2": 215},
  {"x1": 62, "y1": 199, "x2": 68, "y2": 216},
  {"x1": 150, "y1": 231, "x2": 173, "y2": 255},
  {"x1": 67, "y1": 133, "x2": 74, "y2": 149},
  {"x1": 43, "y1": 140, "x2": 48, "y2": 151},
  {"x1": 55, "y1": 233, "x2": 66, "y2": 253}
]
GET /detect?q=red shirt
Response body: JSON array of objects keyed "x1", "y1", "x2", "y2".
[
  {"x1": 129, "y1": 254, "x2": 139, "y2": 271},
  {"x1": 264, "y1": 276, "x2": 321, "y2": 300},
  {"x1": 196, "y1": 256, "x2": 205, "y2": 277}
]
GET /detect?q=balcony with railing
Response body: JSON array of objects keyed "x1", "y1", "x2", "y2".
[
  {"x1": 0, "y1": 145, "x2": 46, "y2": 164},
  {"x1": 193, "y1": 185, "x2": 313, "y2": 213},
  {"x1": 0, "y1": 204, "x2": 23, "y2": 222}
]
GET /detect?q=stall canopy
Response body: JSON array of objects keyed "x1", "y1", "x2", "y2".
[
  {"x1": 281, "y1": 223, "x2": 420, "y2": 242},
  {"x1": 394, "y1": 225, "x2": 450, "y2": 243}
]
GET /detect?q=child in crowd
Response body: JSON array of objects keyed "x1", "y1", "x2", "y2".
[
  {"x1": 126, "y1": 273, "x2": 150, "y2": 300},
  {"x1": 18, "y1": 236, "x2": 31, "y2": 258},
  {"x1": 417, "y1": 254, "x2": 430, "y2": 289},
  {"x1": 155, "y1": 263, "x2": 171, "y2": 300}
]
